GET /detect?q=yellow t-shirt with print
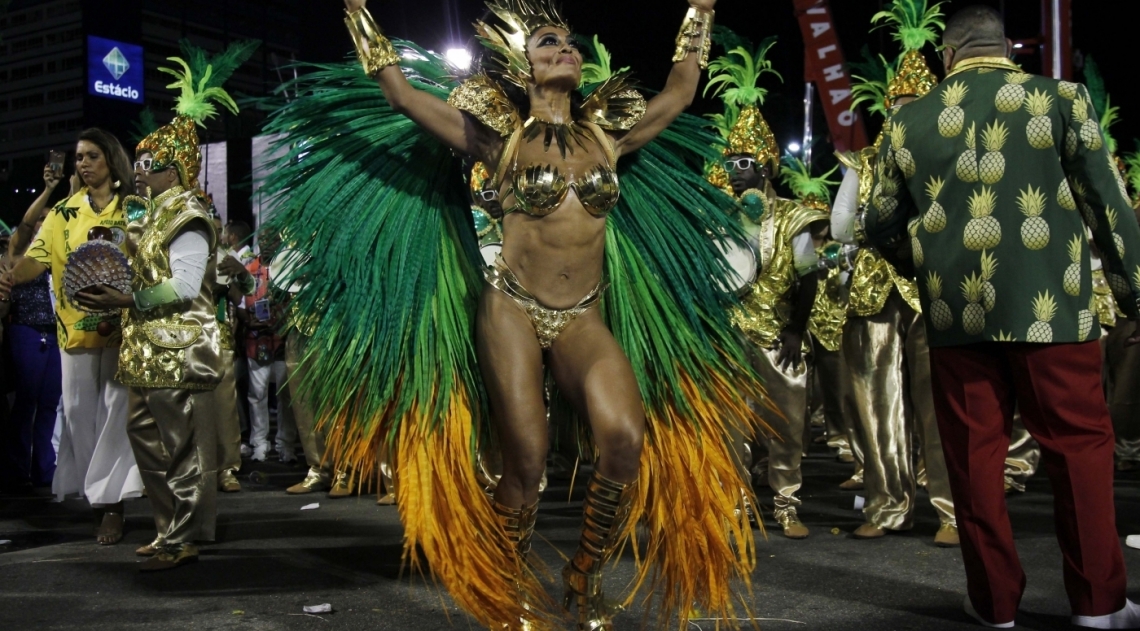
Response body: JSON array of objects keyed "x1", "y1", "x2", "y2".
[{"x1": 27, "y1": 189, "x2": 128, "y2": 350}]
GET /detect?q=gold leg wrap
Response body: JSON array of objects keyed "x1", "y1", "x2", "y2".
[
  {"x1": 492, "y1": 500, "x2": 540, "y2": 630},
  {"x1": 563, "y1": 472, "x2": 637, "y2": 631}
]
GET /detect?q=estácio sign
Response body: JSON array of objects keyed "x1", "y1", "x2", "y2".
[{"x1": 87, "y1": 35, "x2": 144, "y2": 104}]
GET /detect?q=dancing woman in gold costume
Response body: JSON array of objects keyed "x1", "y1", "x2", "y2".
[{"x1": 262, "y1": 0, "x2": 764, "y2": 628}]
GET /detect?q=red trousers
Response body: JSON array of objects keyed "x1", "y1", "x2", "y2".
[{"x1": 929, "y1": 341, "x2": 1126, "y2": 622}]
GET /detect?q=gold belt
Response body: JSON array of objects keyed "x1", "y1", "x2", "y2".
[{"x1": 484, "y1": 256, "x2": 606, "y2": 349}]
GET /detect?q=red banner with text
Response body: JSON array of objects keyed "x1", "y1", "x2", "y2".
[{"x1": 794, "y1": 0, "x2": 868, "y2": 153}]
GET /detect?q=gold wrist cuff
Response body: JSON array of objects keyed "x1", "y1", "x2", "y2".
[
  {"x1": 344, "y1": 7, "x2": 400, "y2": 78},
  {"x1": 672, "y1": 7, "x2": 715, "y2": 69},
  {"x1": 853, "y1": 211, "x2": 867, "y2": 245}
]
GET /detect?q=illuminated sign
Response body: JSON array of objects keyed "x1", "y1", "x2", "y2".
[{"x1": 87, "y1": 36, "x2": 144, "y2": 104}]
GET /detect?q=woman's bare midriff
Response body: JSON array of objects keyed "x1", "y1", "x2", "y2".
[{"x1": 499, "y1": 198, "x2": 607, "y2": 309}]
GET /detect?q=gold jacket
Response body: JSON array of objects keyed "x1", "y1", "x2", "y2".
[
  {"x1": 118, "y1": 188, "x2": 223, "y2": 390},
  {"x1": 838, "y1": 146, "x2": 922, "y2": 318},
  {"x1": 733, "y1": 188, "x2": 829, "y2": 349}
]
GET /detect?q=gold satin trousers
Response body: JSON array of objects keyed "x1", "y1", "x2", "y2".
[
  {"x1": 127, "y1": 386, "x2": 219, "y2": 545},
  {"x1": 814, "y1": 345, "x2": 864, "y2": 480},
  {"x1": 215, "y1": 350, "x2": 243, "y2": 473},
  {"x1": 286, "y1": 334, "x2": 329, "y2": 474},
  {"x1": 749, "y1": 343, "x2": 811, "y2": 510},
  {"x1": 1004, "y1": 416, "x2": 1041, "y2": 492},
  {"x1": 1104, "y1": 324, "x2": 1140, "y2": 464},
  {"x1": 843, "y1": 292, "x2": 955, "y2": 529}
]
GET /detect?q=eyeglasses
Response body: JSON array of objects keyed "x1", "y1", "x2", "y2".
[
  {"x1": 133, "y1": 158, "x2": 154, "y2": 171},
  {"x1": 478, "y1": 189, "x2": 499, "y2": 203},
  {"x1": 723, "y1": 158, "x2": 757, "y2": 172}
]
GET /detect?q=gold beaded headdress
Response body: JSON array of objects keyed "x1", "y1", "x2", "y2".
[
  {"x1": 475, "y1": 0, "x2": 572, "y2": 91},
  {"x1": 704, "y1": 37, "x2": 782, "y2": 170},
  {"x1": 872, "y1": 0, "x2": 944, "y2": 103},
  {"x1": 137, "y1": 40, "x2": 258, "y2": 190}
]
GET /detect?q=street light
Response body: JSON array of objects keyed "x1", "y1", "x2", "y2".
[
  {"x1": 446, "y1": 48, "x2": 472, "y2": 71},
  {"x1": 787, "y1": 142, "x2": 802, "y2": 154}
]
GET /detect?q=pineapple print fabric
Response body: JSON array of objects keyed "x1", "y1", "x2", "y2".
[{"x1": 866, "y1": 59, "x2": 1140, "y2": 346}]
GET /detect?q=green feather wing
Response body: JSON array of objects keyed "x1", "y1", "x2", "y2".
[
  {"x1": 607, "y1": 112, "x2": 753, "y2": 399},
  {"x1": 258, "y1": 50, "x2": 482, "y2": 450}
]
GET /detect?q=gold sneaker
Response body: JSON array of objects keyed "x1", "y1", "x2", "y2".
[
  {"x1": 327, "y1": 471, "x2": 355, "y2": 498},
  {"x1": 219, "y1": 469, "x2": 241, "y2": 493},
  {"x1": 139, "y1": 544, "x2": 199, "y2": 571},
  {"x1": 934, "y1": 523, "x2": 960, "y2": 547},
  {"x1": 135, "y1": 536, "x2": 164, "y2": 557},
  {"x1": 286, "y1": 467, "x2": 330, "y2": 494}
]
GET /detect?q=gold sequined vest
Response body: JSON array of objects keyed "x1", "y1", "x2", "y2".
[{"x1": 118, "y1": 188, "x2": 223, "y2": 389}]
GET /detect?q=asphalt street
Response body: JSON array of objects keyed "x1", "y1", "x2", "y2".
[{"x1": 2, "y1": 439, "x2": 1139, "y2": 631}]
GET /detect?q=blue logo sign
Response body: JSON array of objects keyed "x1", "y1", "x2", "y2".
[{"x1": 87, "y1": 36, "x2": 144, "y2": 104}]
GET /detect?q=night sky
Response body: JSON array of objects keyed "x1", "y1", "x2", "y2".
[{"x1": 297, "y1": 0, "x2": 1140, "y2": 165}]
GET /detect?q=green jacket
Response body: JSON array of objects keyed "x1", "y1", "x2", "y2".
[{"x1": 866, "y1": 57, "x2": 1140, "y2": 347}]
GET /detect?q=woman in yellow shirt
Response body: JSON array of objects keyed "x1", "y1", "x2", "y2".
[{"x1": 3, "y1": 128, "x2": 142, "y2": 545}]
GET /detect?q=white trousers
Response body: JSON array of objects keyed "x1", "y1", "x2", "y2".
[
  {"x1": 247, "y1": 357, "x2": 296, "y2": 454},
  {"x1": 54, "y1": 347, "x2": 142, "y2": 506}
]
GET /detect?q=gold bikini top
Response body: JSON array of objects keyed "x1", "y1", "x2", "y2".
[{"x1": 495, "y1": 118, "x2": 620, "y2": 218}]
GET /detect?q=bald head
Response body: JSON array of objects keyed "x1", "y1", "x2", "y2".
[{"x1": 942, "y1": 5, "x2": 1011, "y2": 70}]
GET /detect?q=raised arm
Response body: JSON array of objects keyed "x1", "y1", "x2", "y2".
[
  {"x1": 613, "y1": 0, "x2": 716, "y2": 157},
  {"x1": 343, "y1": 0, "x2": 501, "y2": 164},
  {"x1": 9, "y1": 165, "x2": 62, "y2": 258}
]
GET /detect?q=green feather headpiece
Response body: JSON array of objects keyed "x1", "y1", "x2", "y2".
[
  {"x1": 849, "y1": 48, "x2": 893, "y2": 118},
  {"x1": 780, "y1": 154, "x2": 839, "y2": 210},
  {"x1": 871, "y1": 0, "x2": 946, "y2": 53},
  {"x1": 137, "y1": 39, "x2": 259, "y2": 189},
  {"x1": 579, "y1": 34, "x2": 629, "y2": 87},
  {"x1": 1083, "y1": 56, "x2": 1120, "y2": 155},
  {"x1": 1123, "y1": 143, "x2": 1140, "y2": 201},
  {"x1": 705, "y1": 36, "x2": 782, "y2": 165}
]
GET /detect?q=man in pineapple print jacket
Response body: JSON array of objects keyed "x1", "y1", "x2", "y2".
[{"x1": 867, "y1": 6, "x2": 1140, "y2": 628}]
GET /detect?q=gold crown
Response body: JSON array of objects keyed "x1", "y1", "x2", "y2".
[{"x1": 475, "y1": 0, "x2": 572, "y2": 90}]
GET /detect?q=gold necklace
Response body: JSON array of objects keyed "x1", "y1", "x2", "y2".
[{"x1": 522, "y1": 116, "x2": 590, "y2": 159}]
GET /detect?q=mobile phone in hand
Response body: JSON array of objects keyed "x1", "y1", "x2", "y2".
[{"x1": 48, "y1": 149, "x2": 66, "y2": 174}]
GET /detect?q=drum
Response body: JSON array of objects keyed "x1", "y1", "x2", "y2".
[
  {"x1": 480, "y1": 242, "x2": 503, "y2": 267},
  {"x1": 714, "y1": 237, "x2": 759, "y2": 296}
]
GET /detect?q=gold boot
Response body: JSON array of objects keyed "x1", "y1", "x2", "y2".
[
  {"x1": 562, "y1": 472, "x2": 637, "y2": 631},
  {"x1": 492, "y1": 499, "x2": 540, "y2": 630}
]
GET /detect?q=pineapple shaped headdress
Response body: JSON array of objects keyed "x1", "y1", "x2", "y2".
[
  {"x1": 872, "y1": 0, "x2": 945, "y2": 103},
  {"x1": 137, "y1": 39, "x2": 258, "y2": 190},
  {"x1": 780, "y1": 154, "x2": 839, "y2": 213},
  {"x1": 704, "y1": 35, "x2": 782, "y2": 170},
  {"x1": 475, "y1": 0, "x2": 572, "y2": 92}
]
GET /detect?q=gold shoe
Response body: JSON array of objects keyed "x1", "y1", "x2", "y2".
[
  {"x1": 376, "y1": 492, "x2": 397, "y2": 505},
  {"x1": 852, "y1": 523, "x2": 887, "y2": 539},
  {"x1": 327, "y1": 471, "x2": 355, "y2": 498},
  {"x1": 774, "y1": 503, "x2": 809, "y2": 540},
  {"x1": 562, "y1": 472, "x2": 636, "y2": 631},
  {"x1": 934, "y1": 523, "x2": 960, "y2": 547},
  {"x1": 839, "y1": 476, "x2": 864, "y2": 490},
  {"x1": 135, "y1": 537, "x2": 164, "y2": 557},
  {"x1": 286, "y1": 467, "x2": 330, "y2": 495},
  {"x1": 219, "y1": 469, "x2": 241, "y2": 493},
  {"x1": 139, "y1": 543, "x2": 199, "y2": 571}
]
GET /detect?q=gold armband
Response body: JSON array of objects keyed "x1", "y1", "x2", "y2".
[
  {"x1": 672, "y1": 7, "x2": 715, "y2": 69},
  {"x1": 344, "y1": 7, "x2": 400, "y2": 78}
]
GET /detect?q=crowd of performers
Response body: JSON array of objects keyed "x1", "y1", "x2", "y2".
[{"x1": 6, "y1": 0, "x2": 1140, "y2": 628}]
